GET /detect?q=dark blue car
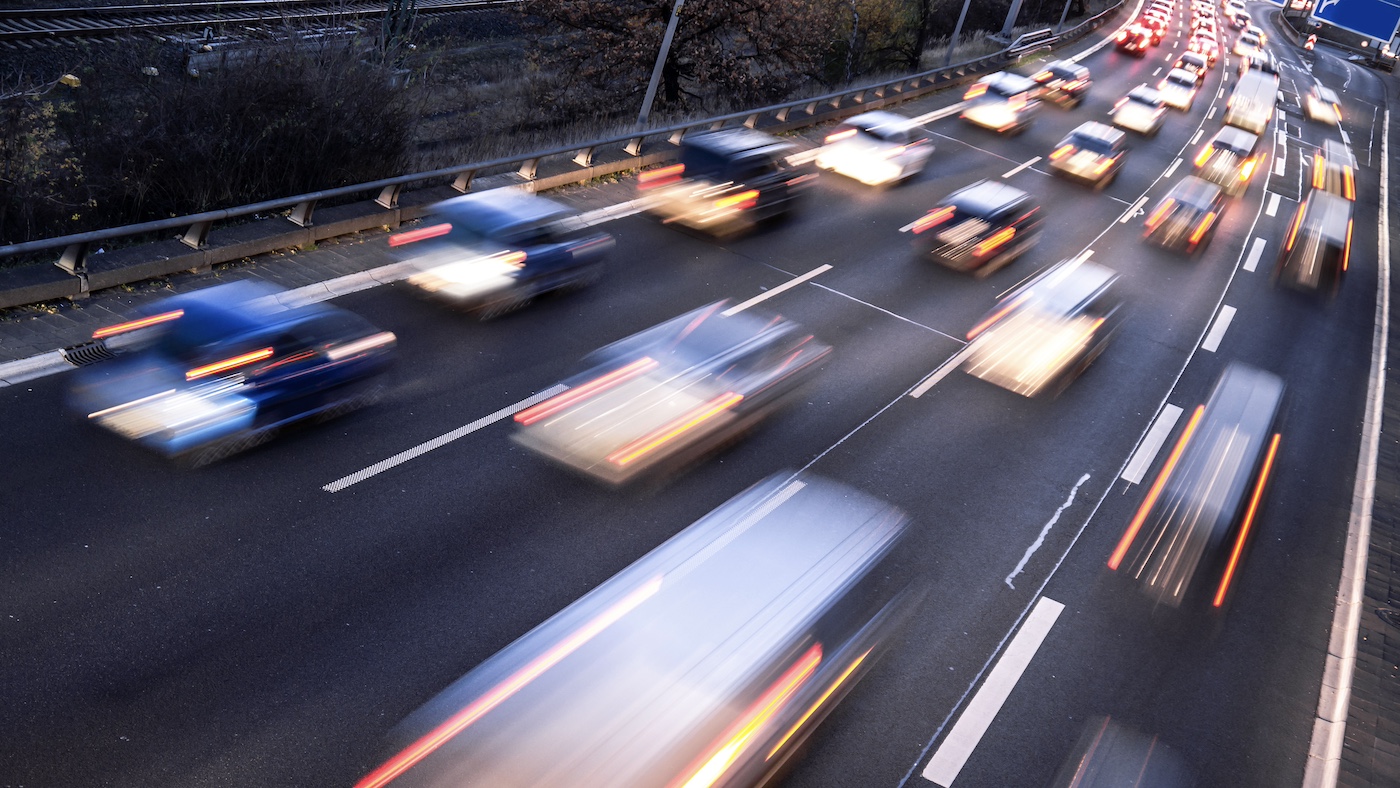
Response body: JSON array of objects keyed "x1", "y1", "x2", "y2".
[
  {"x1": 69, "y1": 281, "x2": 396, "y2": 466},
  {"x1": 392, "y1": 190, "x2": 615, "y2": 319}
]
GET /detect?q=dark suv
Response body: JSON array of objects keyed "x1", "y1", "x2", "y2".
[
  {"x1": 638, "y1": 128, "x2": 814, "y2": 237},
  {"x1": 908, "y1": 180, "x2": 1044, "y2": 276}
]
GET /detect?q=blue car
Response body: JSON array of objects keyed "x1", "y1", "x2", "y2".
[
  {"x1": 69, "y1": 281, "x2": 396, "y2": 466},
  {"x1": 392, "y1": 190, "x2": 615, "y2": 319}
]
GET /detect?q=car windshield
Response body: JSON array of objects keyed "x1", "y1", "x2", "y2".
[
  {"x1": 1167, "y1": 72, "x2": 1195, "y2": 88},
  {"x1": 1069, "y1": 132, "x2": 1116, "y2": 156}
]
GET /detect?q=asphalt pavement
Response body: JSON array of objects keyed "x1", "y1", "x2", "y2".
[{"x1": 1, "y1": 3, "x2": 1398, "y2": 787}]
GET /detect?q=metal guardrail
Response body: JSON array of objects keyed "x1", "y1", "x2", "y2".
[{"x1": 0, "y1": 1, "x2": 1126, "y2": 309}]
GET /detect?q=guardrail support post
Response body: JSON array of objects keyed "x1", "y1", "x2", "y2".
[
  {"x1": 573, "y1": 146, "x2": 596, "y2": 167},
  {"x1": 708, "y1": 120, "x2": 724, "y2": 131},
  {"x1": 624, "y1": 137, "x2": 643, "y2": 156},
  {"x1": 56, "y1": 242, "x2": 89, "y2": 276},
  {"x1": 804, "y1": 102, "x2": 817, "y2": 115},
  {"x1": 776, "y1": 107, "x2": 792, "y2": 122},
  {"x1": 851, "y1": 90, "x2": 866, "y2": 103},
  {"x1": 452, "y1": 170, "x2": 475, "y2": 193},
  {"x1": 375, "y1": 184, "x2": 403, "y2": 209},
  {"x1": 180, "y1": 220, "x2": 212, "y2": 249},
  {"x1": 668, "y1": 128, "x2": 686, "y2": 146},
  {"x1": 743, "y1": 113, "x2": 759, "y2": 128},
  {"x1": 518, "y1": 158, "x2": 539, "y2": 179},
  {"x1": 288, "y1": 200, "x2": 316, "y2": 227}
]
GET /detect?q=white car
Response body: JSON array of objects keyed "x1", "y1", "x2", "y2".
[
  {"x1": 1305, "y1": 84, "x2": 1343, "y2": 125},
  {"x1": 1158, "y1": 68, "x2": 1200, "y2": 111},
  {"x1": 1233, "y1": 31, "x2": 1262, "y2": 57},
  {"x1": 1111, "y1": 85, "x2": 1167, "y2": 136},
  {"x1": 815, "y1": 111, "x2": 933, "y2": 186}
]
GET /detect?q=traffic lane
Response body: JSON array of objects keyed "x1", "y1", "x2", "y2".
[{"x1": 0, "y1": 262, "x2": 957, "y2": 787}]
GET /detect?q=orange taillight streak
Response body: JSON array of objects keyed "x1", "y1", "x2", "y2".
[
  {"x1": 93, "y1": 309, "x2": 184, "y2": 339},
  {"x1": 973, "y1": 227, "x2": 1016, "y2": 257},
  {"x1": 1093, "y1": 157, "x2": 1117, "y2": 176},
  {"x1": 513, "y1": 357, "x2": 659, "y2": 426},
  {"x1": 388, "y1": 223, "x2": 452, "y2": 247},
  {"x1": 1189, "y1": 211, "x2": 1217, "y2": 244},
  {"x1": 1212, "y1": 433, "x2": 1281, "y2": 607},
  {"x1": 1343, "y1": 219, "x2": 1353, "y2": 271},
  {"x1": 1109, "y1": 404, "x2": 1205, "y2": 570},
  {"x1": 185, "y1": 347, "x2": 273, "y2": 381},
  {"x1": 1194, "y1": 144, "x2": 1214, "y2": 167},
  {"x1": 825, "y1": 128, "x2": 857, "y2": 144},
  {"x1": 673, "y1": 643, "x2": 823, "y2": 788},
  {"x1": 1050, "y1": 144, "x2": 1075, "y2": 161},
  {"x1": 1284, "y1": 202, "x2": 1306, "y2": 251},
  {"x1": 967, "y1": 293, "x2": 1028, "y2": 340},
  {"x1": 607, "y1": 392, "x2": 744, "y2": 467},
  {"x1": 639, "y1": 163, "x2": 685, "y2": 190},
  {"x1": 714, "y1": 189, "x2": 759, "y2": 211},
  {"x1": 1344, "y1": 167, "x2": 1355, "y2": 200},
  {"x1": 1312, "y1": 155, "x2": 1326, "y2": 189},
  {"x1": 912, "y1": 206, "x2": 956, "y2": 234},
  {"x1": 354, "y1": 576, "x2": 664, "y2": 788},
  {"x1": 1145, "y1": 198, "x2": 1175, "y2": 230},
  {"x1": 1240, "y1": 156, "x2": 1258, "y2": 180},
  {"x1": 767, "y1": 648, "x2": 871, "y2": 761},
  {"x1": 964, "y1": 83, "x2": 988, "y2": 99}
]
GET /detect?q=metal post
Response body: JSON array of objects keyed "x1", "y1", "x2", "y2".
[
  {"x1": 637, "y1": 0, "x2": 685, "y2": 128},
  {"x1": 1000, "y1": 0, "x2": 1027, "y2": 39},
  {"x1": 1056, "y1": 0, "x2": 1075, "y2": 33},
  {"x1": 944, "y1": 0, "x2": 973, "y2": 67}
]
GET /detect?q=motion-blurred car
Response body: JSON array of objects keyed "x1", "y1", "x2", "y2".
[
  {"x1": 70, "y1": 281, "x2": 395, "y2": 467},
  {"x1": 1049, "y1": 716, "x2": 1195, "y2": 787},
  {"x1": 961, "y1": 71, "x2": 1042, "y2": 134},
  {"x1": 1189, "y1": 34, "x2": 1220, "y2": 65},
  {"x1": 814, "y1": 110, "x2": 933, "y2": 186},
  {"x1": 1139, "y1": 14, "x2": 1168, "y2": 44},
  {"x1": 393, "y1": 190, "x2": 614, "y2": 319},
  {"x1": 1231, "y1": 9, "x2": 1250, "y2": 29},
  {"x1": 1174, "y1": 51, "x2": 1211, "y2": 83},
  {"x1": 354, "y1": 473, "x2": 922, "y2": 788},
  {"x1": 1237, "y1": 50, "x2": 1281, "y2": 80},
  {"x1": 512, "y1": 302, "x2": 830, "y2": 484},
  {"x1": 638, "y1": 128, "x2": 814, "y2": 238},
  {"x1": 907, "y1": 180, "x2": 1044, "y2": 276},
  {"x1": 1158, "y1": 68, "x2": 1200, "y2": 111},
  {"x1": 1312, "y1": 139, "x2": 1357, "y2": 201},
  {"x1": 1109, "y1": 363, "x2": 1285, "y2": 608},
  {"x1": 1047, "y1": 121, "x2": 1128, "y2": 189},
  {"x1": 1276, "y1": 190, "x2": 1353, "y2": 293},
  {"x1": 961, "y1": 254, "x2": 1123, "y2": 397},
  {"x1": 1304, "y1": 83, "x2": 1343, "y2": 125},
  {"x1": 1030, "y1": 60, "x2": 1093, "y2": 108},
  {"x1": 1224, "y1": 69, "x2": 1279, "y2": 134},
  {"x1": 1143, "y1": 175, "x2": 1226, "y2": 254},
  {"x1": 1192, "y1": 125, "x2": 1263, "y2": 196},
  {"x1": 1110, "y1": 85, "x2": 1167, "y2": 136},
  {"x1": 1245, "y1": 23, "x2": 1267, "y2": 45},
  {"x1": 1233, "y1": 30, "x2": 1262, "y2": 58},
  {"x1": 1115, "y1": 25, "x2": 1154, "y2": 56}
]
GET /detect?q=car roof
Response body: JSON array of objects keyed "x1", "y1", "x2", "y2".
[
  {"x1": 1314, "y1": 84, "x2": 1341, "y2": 102},
  {"x1": 842, "y1": 110, "x2": 916, "y2": 133},
  {"x1": 432, "y1": 189, "x2": 574, "y2": 231},
  {"x1": 1165, "y1": 68, "x2": 1198, "y2": 83},
  {"x1": 1210, "y1": 126, "x2": 1259, "y2": 154},
  {"x1": 1036, "y1": 60, "x2": 1088, "y2": 80},
  {"x1": 981, "y1": 71, "x2": 1040, "y2": 95},
  {"x1": 1180, "y1": 52, "x2": 1208, "y2": 64},
  {"x1": 1068, "y1": 120, "x2": 1126, "y2": 147},
  {"x1": 1127, "y1": 84, "x2": 1164, "y2": 103},
  {"x1": 1023, "y1": 257, "x2": 1118, "y2": 315},
  {"x1": 684, "y1": 128, "x2": 794, "y2": 159},
  {"x1": 1302, "y1": 191, "x2": 1354, "y2": 242},
  {"x1": 1321, "y1": 139, "x2": 1356, "y2": 165},
  {"x1": 1168, "y1": 175, "x2": 1224, "y2": 208},
  {"x1": 945, "y1": 179, "x2": 1031, "y2": 217}
]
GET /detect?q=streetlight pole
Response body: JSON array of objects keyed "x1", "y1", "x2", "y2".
[
  {"x1": 1000, "y1": 0, "x2": 1027, "y2": 39},
  {"x1": 1056, "y1": 0, "x2": 1075, "y2": 33},
  {"x1": 637, "y1": 0, "x2": 685, "y2": 128},
  {"x1": 944, "y1": 0, "x2": 973, "y2": 66}
]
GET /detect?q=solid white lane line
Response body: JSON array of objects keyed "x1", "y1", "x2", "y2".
[
  {"x1": 1191, "y1": 128, "x2": 1204, "y2": 145},
  {"x1": 322, "y1": 384, "x2": 568, "y2": 493},
  {"x1": 1207, "y1": 106, "x2": 1217, "y2": 119},
  {"x1": 1200, "y1": 305, "x2": 1236, "y2": 353},
  {"x1": 909, "y1": 345, "x2": 976, "y2": 399},
  {"x1": 1164, "y1": 157, "x2": 1182, "y2": 177},
  {"x1": 1266, "y1": 193, "x2": 1281, "y2": 217},
  {"x1": 809, "y1": 283, "x2": 965, "y2": 343},
  {"x1": 0, "y1": 350, "x2": 71, "y2": 388},
  {"x1": 1005, "y1": 474, "x2": 1091, "y2": 589},
  {"x1": 1244, "y1": 237, "x2": 1267, "y2": 272},
  {"x1": 1121, "y1": 404, "x2": 1184, "y2": 485},
  {"x1": 1119, "y1": 195, "x2": 1148, "y2": 223},
  {"x1": 1002, "y1": 156, "x2": 1042, "y2": 179},
  {"x1": 1304, "y1": 105, "x2": 1391, "y2": 788},
  {"x1": 721, "y1": 264, "x2": 832, "y2": 316},
  {"x1": 922, "y1": 597, "x2": 1066, "y2": 786}
]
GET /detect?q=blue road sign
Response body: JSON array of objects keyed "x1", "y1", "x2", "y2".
[{"x1": 1313, "y1": 0, "x2": 1400, "y2": 41}]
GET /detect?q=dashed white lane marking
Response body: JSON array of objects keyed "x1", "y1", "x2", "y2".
[
  {"x1": 721, "y1": 264, "x2": 832, "y2": 316},
  {"x1": 1201, "y1": 305, "x2": 1237, "y2": 353},
  {"x1": 1191, "y1": 128, "x2": 1204, "y2": 145},
  {"x1": 1278, "y1": 108, "x2": 1286, "y2": 121},
  {"x1": 910, "y1": 345, "x2": 976, "y2": 399},
  {"x1": 1153, "y1": 67, "x2": 1163, "y2": 76},
  {"x1": 1005, "y1": 474, "x2": 1092, "y2": 589},
  {"x1": 1207, "y1": 106, "x2": 1217, "y2": 119},
  {"x1": 1002, "y1": 156, "x2": 1042, "y2": 179},
  {"x1": 1266, "y1": 193, "x2": 1281, "y2": 217},
  {"x1": 1164, "y1": 157, "x2": 1183, "y2": 178},
  {"x1": 1121, "y1": 404, "x2": 1184, "y2": 485},
  {"x1": 322, "y1": 384, "x2": 568, "y2": 493},
  {"x1": 1219, "y1": 87, "x2": 1226, "y2": 98},
  {"x1": 1119, "y1": 195, "x2": 1148, "y2": 223},
  {"x1": 1244, "y1": 237, "x2": 1267, "y2": 272},
  {"x1": 922, "y1": 597, "x2": 1066, "y2": 786},
  {"x1": 1277, "y1": 128, "x2": 1288, "y2": 145}
]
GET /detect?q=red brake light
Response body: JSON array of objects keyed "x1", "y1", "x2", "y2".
[
  {"x1": 639, "y1": 163, "x2": 685, "y2": 189},
  {"x1": 1284, "y1": 202, "x2": 1306, "y2": 251},
  {"x1": 1194, "y1": 144, "x2": 1214, "y2": 167},
  {"x1": 1145, "y1": 198, "x2": 1176, "y2": 230},
  {"x1": 1189, "y1": 211, "x2": 1217, "y2": 245},
  {"x1": 824, "y1": 128, "x2": 857, "y2": 144},
  {"x1": 973, "y1": 227, "x2": 1016, "y2": 257},
  {"x1": 714, "y1": 189, "x2": 759, "y2": 211},
  {"x1": 93, "y1": 309, "x2": 184, "y2": 340},
  {"x1": 911, "y1": 205, "x2": 956, "y2": 234},
  {"x1": 514, "y1": 357, "x2": 660, "y2": 425},
  {"x1": 186, "y1": 347, "x2": 274, "y2": 381},
  {"x1": 964, "y1": 83, "x2": 988, "y2": 99},
  {"x1": 1050, "y1": 144, "x2": 1076, "y2": 161},
  {"x1": 388, "y1": 223, "x2": 451, "y2": 247}
]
